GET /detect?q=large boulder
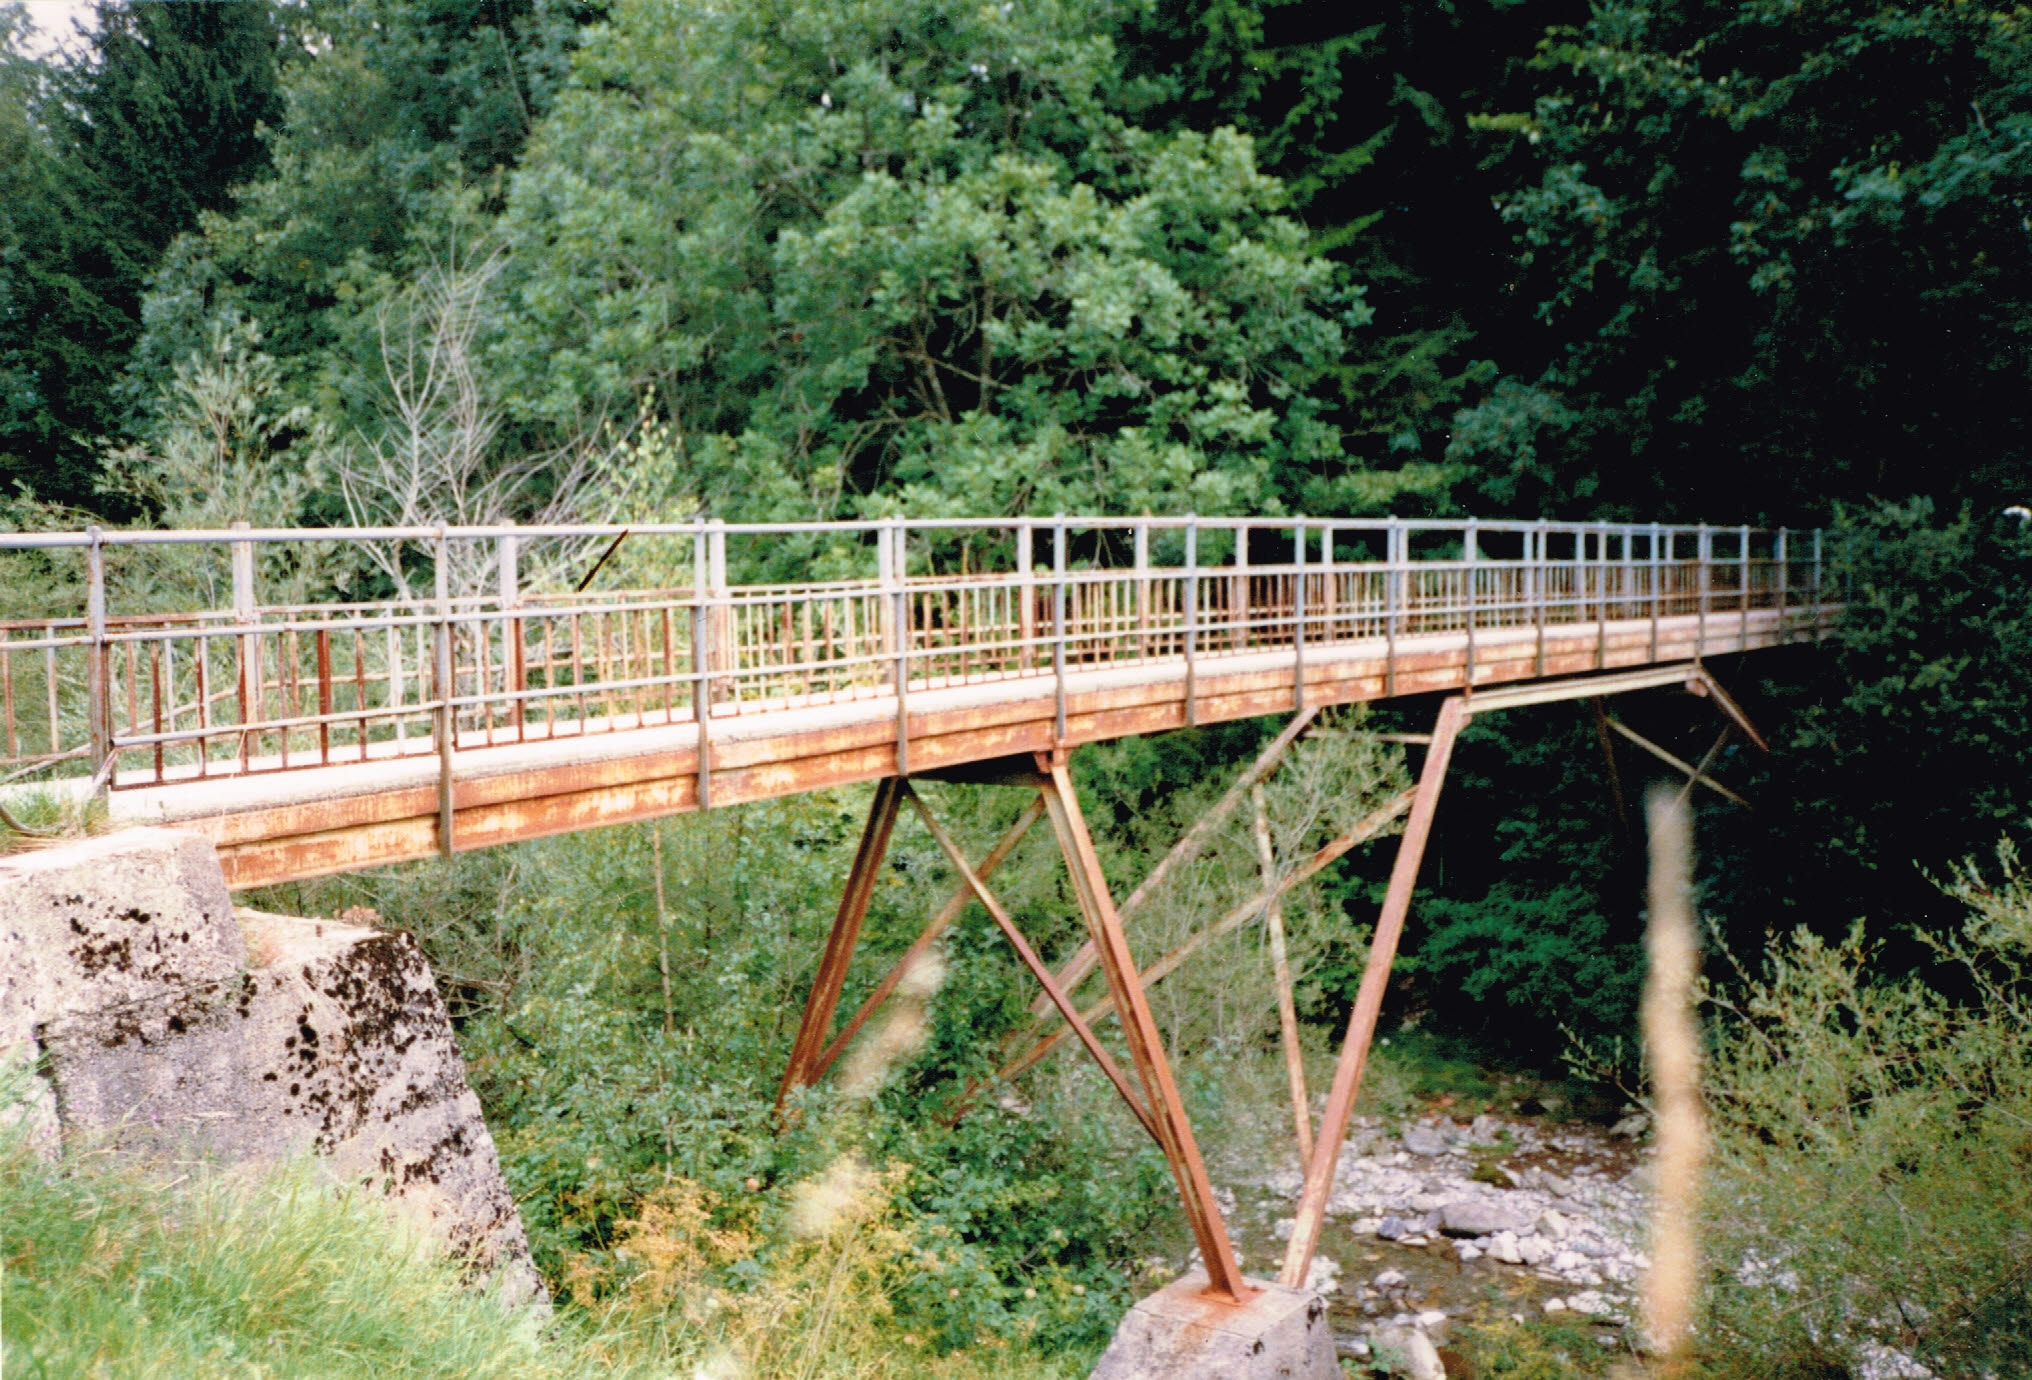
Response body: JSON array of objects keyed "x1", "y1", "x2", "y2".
[{"x1": 1441, "y1": 1198, "x2": 1536, "y2": 1238}]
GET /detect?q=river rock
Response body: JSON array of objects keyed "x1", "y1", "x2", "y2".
[
  {"x1": 1370, "y1": 1323, "x2": 1446, "y2": 1380},
  {"x1": 1401, "y1": 1123, "x2": 1451, "y2": 1156},
  {"x1": 1441, "y1": 1198, "x2": 1535, "y2": 1237}
]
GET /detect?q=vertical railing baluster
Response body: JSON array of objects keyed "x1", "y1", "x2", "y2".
[
  {"x1": 316, "y1": 624, "x2": 332, "y2": 763},
  {"x1": 1053, "y1": 516, "x2": 1068, "y2": 745},
  {"x1": 86, "y1": 525, "x2": 109, "y2": 791},
  {"x1": 194, "y1": 632, "x2": 210, "y2": 775},
  {"x1": 434, "y1": 529, "x2": 455, "y2": 857},
  {"x1": 1184, "y1": 517, "x2": 1199, "y2": 727}
]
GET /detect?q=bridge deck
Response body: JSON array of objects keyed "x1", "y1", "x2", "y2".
[{"x1": 108, "y1": 604, "x2": 1818, "y2": 888}]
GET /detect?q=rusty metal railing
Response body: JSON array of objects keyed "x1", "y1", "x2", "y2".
[{"x1": 0, "y1": 516, "x2": 1832, "y2": 809}]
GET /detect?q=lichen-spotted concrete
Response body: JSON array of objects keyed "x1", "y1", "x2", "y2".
[
  {"x1": 1088, "y1": 1270, "x2": 1341, "y2": 1380},
  {"x1": 9, "y1": 829, "x2": 542, "y2": 1302},
  {"x1": 0, "y1": 828, "x2": 242, "y2": 1051}
]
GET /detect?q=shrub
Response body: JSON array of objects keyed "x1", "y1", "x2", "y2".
[{"x1": 1695, "y1": 844, "x2": 2032, "y2": 1376}]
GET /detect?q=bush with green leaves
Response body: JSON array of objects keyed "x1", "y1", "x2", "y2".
[{"x1": 1696, "y1": 845, "x2": 2032, "y2": 1376}]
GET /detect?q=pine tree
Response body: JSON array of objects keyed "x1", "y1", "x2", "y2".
[{"x1": 0, "y1": 0, "x2": 281, "y2": 508}]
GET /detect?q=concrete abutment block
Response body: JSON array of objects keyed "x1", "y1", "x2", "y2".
[
  {"x1": 1088, "y1": 1270, "x2": 1341, "y2": 1380},
  {"x1": 4, "y1": 828, "x2": 542, "y2": 1302}
]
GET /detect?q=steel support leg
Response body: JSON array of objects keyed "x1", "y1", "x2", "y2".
[
  {"x1": 1039, "y1": 757, "x2": 1252, "y2": 1303},
  {"x1": 1028, "y1": 705, "x2": 1318, "y2": 1017},
  {"x1": 904, "y1": 785, "x2": 1160, "y2": 1142},
  {"x1": 777, "y1": 775, "x2": 905, "y2": 1109},
  {"x1": 809, "y1": 796, "x2": 1044, "y2": 1084},
  {"x1": 1279, "y1": 694, "x2": 1468, "y2": 1288}
]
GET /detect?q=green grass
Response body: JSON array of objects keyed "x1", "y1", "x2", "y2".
[
  {"x1": 0, "y1": 1089, "x2": 1082, "y2": 1379},
  {"x1": 1, "y1": 1141, "x2": 600, "y2": 1379}
]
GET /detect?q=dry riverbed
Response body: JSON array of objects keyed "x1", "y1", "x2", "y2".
[{"x1": 1214, "y1": 1110, "x2": 1654, "y2": 1375}]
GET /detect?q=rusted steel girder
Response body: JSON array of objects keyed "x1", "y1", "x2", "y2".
[
  {"x1": 902, "y1": 784, "x2": 1160, "y2": 1143},
  {"x1": 1039, "y1": 758, "x2": 1252, "y2": 1304},
  {"x1": 1026, "y1": 705, "x2": 1319, "y2": 1018},
  {"x1": 808, "y1": 795, "x2": 1045, "y2": 1085},
  {"x1": 1278, "y1": 694, "x2": 1468, "y2": 1288},
  {"x1": 776, "y1": 776, "x2": 904, "y2": 1111}
]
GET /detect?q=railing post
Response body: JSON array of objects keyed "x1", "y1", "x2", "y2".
[
  {"x1": 1134, "y1": 520, "x2": 1151, "y2": 661},
  {"x1": 434, "y1": 528, "x2": 455, "y2": 857},
  {"x1": 709, "y1": 517, "x2": 731, "y2": 705},
  {"x1": 1017, "y1": 520, "x2": 1036, "y2": 673},
  {"x1": 692, "y1": 515, "x2": 712, "y2": 811},
  {"x1": 1052, "y1": 515, "x2": 1068, "y2": 745},
  {"x1": 1232, "y1": 523, "x2": 1250, "y2": 651},
  {"x1": 1740, "y1": 522, "x2": 1752, "y2": 649},
  {"x1": 1385, "y1": 519, "x2": 1404, "y2": 696},
  {"x1": 1649, "y1": 521, "x2": 1662, "y2": 663},
  {"x1": 85, "y1": 524, "x2": 109, "y2": 792},
  {"x1": 1812, "y1": 528, "x2": 1824, "y2": 640},
  {"x1": 891, "y1": 519, "x2": 910, "y2": 776},
  {"x1": 1183, "y1": 517, "x2": 1199, "y2": 727},
  {"x1": 499, "y1": 522, "x2": 523, "y2": 740},
  {"x1": 1776, "y1": 527, "x2": 1789, "y2": 638},
  {"x1": 1462, "y1": 521, "x2": 1477, "y2": 686},
  {"x1": 231, "y1": 519, "x2": 257, "y2": 773},
  {"x1": 1292, "y1": 518, "x2": 1307, "y2": 710},
  {"x1": 1595, "y1": 521, "x2": 1609, "y2": 670},
  {"x1": 1532, "y1": 522, "x2": 1547, "y2": 678},
  {"x1": 1697, "y1": 525, "x2": 1712, "y2": 659},
  {"x1": 1319, "y1": 523, "x2": 1337, "y2": 643}
]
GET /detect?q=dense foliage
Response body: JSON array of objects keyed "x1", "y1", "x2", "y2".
[
  {"x1": 1696, "y1": 852, "x2": 2032, "y2": 1375},
  {"x1": 1454, "y1": 0, "x2": 2032, "y2": 522}
]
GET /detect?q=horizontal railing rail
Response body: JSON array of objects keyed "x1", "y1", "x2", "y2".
[{"x1": 0, "y1": 517, "x2": 1836, "y2": 822}]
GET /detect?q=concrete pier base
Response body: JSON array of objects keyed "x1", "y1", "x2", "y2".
[{"x1": 1088, "y1": 1270, "x2": 1341, "y2": 1380}]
